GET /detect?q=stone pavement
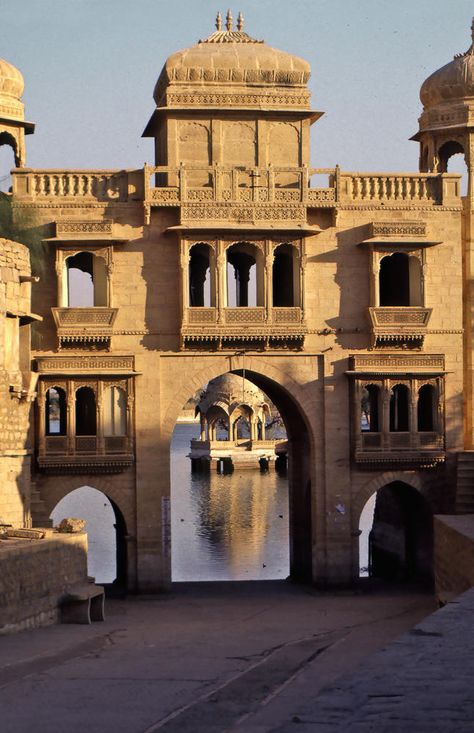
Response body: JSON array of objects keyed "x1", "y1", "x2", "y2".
[
  {"x1": 272, "y1": 586, "x2": 474, "y2": 733},
  {"x1": 0, "y1": 581, "x2": 434, "y2": 732}
]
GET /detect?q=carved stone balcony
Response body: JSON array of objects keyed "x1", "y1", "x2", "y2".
[
  {"x1": 38, "y1": 434, "x2": 133, "y2": 473},
  {"x1": 52, "y1": 307, "x2": 118, "y2": 348},
  {"x1": 355, "y1": 431, "x2": 445, "y2": 467},
  {"x1": 368, "y1": 306, "x2": 432, "y2": 347},
  {"x1": 182, "y1": 306, "x2": 306, "y2": 348}
]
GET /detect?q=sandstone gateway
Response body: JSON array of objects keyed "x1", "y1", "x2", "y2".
[{"x1": 1, "y1": 12, "x2": 473, "y2": 592}]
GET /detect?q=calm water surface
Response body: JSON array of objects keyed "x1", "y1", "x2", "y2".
[{"x1": 171, "y1": 423, "x2": 290, "y2": 581}]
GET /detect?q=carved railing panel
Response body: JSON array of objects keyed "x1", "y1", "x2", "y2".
[
  {"x1": 272, "y1": 307, "x2": 302, "y2": 324},
  {"x1": 224, "y1": 308, "x2": 265, "y2": 324},
  {"x1": 75, "y1": 436, "x2": 98, "y2": 453},
  {"x1": 187, "y1": 308, "x2": 218, "y2": 324}
]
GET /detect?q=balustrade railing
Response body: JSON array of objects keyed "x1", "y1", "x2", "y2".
[
  {"x1": 12, "y1": 169, "x2": 130, "y2": 202},
  {"x1": 184, "y1": 306, "x2": 302, "y2": 326},
  {"x1": 360, "y1": 431, "x2": 444, "y2": 452}
]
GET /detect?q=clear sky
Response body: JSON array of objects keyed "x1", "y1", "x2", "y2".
[{"x1": 1, "y1": 0, "x2": 473, "y2": 173}]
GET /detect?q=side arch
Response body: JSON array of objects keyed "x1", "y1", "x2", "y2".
[{"x1": 353, "y1": 471, "x2": 424, "y2": 523}]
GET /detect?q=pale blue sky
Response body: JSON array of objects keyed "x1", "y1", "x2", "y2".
[{"x1": 1, "y1": 0, "x2": 473, "y2": 173}]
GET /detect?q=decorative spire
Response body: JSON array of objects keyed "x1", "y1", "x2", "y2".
[{"x1": 199, "y1": 11, "x2": 263, "y2": 44}]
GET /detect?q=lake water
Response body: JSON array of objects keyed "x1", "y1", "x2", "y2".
[{"x1": 171, "y1": 423, "x2": 290, "y2": 581}]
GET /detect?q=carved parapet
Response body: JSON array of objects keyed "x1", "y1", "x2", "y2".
[
  {"x1": 337, "y1": 172, "x2": 455, "y2": 207},
  {"x1": 52, "y1": 307, "x2": 118, "y2": 349},
  {"x1": 181, "y1": 306, "x2": 306, "y2": 349},
  {"x1": 12, "y1": 169, "x2": 130, "y2": 202},
  {"x1": 368, "y1": 306, "x2": 432, "y2": 348}
]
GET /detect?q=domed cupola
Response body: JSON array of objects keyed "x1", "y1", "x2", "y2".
[
  {"x1": 143, "y1": 11, "x2": 321, "y2": 172},
  {"x1": 0, "y1": 55, "x2": 34, "y2": 167}
]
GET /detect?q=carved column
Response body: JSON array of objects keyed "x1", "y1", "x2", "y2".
[
  {"x1": 97, "y1": 381, "x2": 104, "y2": 455},
  {"x1": 410, "y1": 380, "x2": 418, "y2": 449},
  {"x1": 217, "y1": 247, "x2": 226, "y2": 323},
  {"x1": 354, "y1": 380, "x2": 363, "y2": 455},
  {"x1": 67, "y1": 380, "x2": 75, "y2": 455},
  {"x1": 179, "y1": 243, "x2": 190, "y2": 327},
  {"x1": 126, "y1": 379, "x2": 134, "y2": 454},
  {"x1": 370, "y1": 249, "x2": 380, "y2": 307},
  {"x1": 200, "y1": 413, "x2": 206, "y2": 442},
  {"x1": 382, "y1": 380, "x2": 391, "y2": 450},
  {"x1": 106, "y1": 257, "x2": 114, "y2": 308},
  {"x1": 37, "y1": 381, "x2": 46, "y2": 457},
  {"x1": 55, "y1": 254, "x2": 64, "y2": 307},
  {"x1": 300, "y1": 243, "x2": 306, "y2": 316},
  {"x1": 265, "y1": 247, "x2": 274, "y2": 324}
]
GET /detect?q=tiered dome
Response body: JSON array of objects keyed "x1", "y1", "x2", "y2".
[
  {"x1": 420, "y1": 20, "x2": 474, "y2": 108},
  {"x1": 153, "y1": 10, "x2": 310, "y2": 106},
  {"x1": 0, "y1": 58, "x2": 24, "y2": 100},
  {"x1": 199, "y1": 374, "x2": 267, "y2": 414}
]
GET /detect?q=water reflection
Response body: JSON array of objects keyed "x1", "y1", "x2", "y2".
[{"x1": 171, "y1": 424, "x2": 289, "y2": 581}]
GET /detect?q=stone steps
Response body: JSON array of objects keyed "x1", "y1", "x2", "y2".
[
  {"x1": 456, "y1": 452, "x2": 474, "y2": 513},
  {"x1": 30, "y1": 486, "x2": 53, "y2": 528}
]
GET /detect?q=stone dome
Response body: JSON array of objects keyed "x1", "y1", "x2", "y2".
[
  {"x1": 153, "y1": 11, "x2": 310, "y2": 105},
  {"x1": 0, "y1": 58, "x2": 24, "y2": 99},
  {"x1": 420, "y1": 22, "x2": 474, "y2": 108},
  {"x1": 199, "y1": 373, "x2": 267, "y2": 414}
]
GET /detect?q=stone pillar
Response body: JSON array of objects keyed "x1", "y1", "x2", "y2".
[
  {"x1": 179, "y1": 246, "x2": 189, "y2": 327},
  {"x1": 97, "y1": 381, "x2": 104, "y2": 455},
  {"x1": 382, "y1": 380, "x2": 391, "y2": 450},
  {"x1": 67, "y1": 380, "x2": 75, "y2": 455},
  {"x1": 217, "y1": 248, "x2": 226, "y2": 322},
  {"x1": 410, "y1": 381, "x2": 418, "y2": 449},
  {"x1": 200, "y1": 413, "x2": 206, "y2": 441},
  {"x1": 265, "y1": 249, "x2": 274, "y2": 324},
  {"x1": 37, "y1": 381, "x2": 46, "y2": 457}
]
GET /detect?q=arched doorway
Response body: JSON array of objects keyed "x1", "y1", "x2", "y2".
[
  {"x1": 359, "y1": 481, "x2": 433, "y2": 582},
  {"x1": 50, "y1": 486, "x2": 127, "y2": 592},
  {"x1": 170, "y1": 368, "x2": 312, "y2": 583}
]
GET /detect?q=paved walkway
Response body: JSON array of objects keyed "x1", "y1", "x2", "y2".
[{"x1": 0, "y1": 581, "x2": 434, "y2": 732}]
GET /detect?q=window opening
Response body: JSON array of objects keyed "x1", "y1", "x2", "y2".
[
  {"x1": 273, "y1": 244, "x2": 296, "y2": 307},
  {"x1": 46, "y1": 387, "x2": 67, "y2": 435},
  {"x1": 389, "y1": 384, "x2": 409, "y2": 432},
  {"x1": 104, "y1": 386, "x2": 126, "y2": 437},
  {"x1": 361, "y1": 384, "x2": 379, "y2": 432},
  {"x1": 418, "y1": 384, "x2": 435, "y2": 432},
  {"x1": 75, "y1": 386, "x2": 97, "y2": 435},
  {"x1": 66, "y1": 252, "x2": 107, "y2": 307},
  {"x1": 189, "y1": 244, "x2": 212, "y2": 307}
]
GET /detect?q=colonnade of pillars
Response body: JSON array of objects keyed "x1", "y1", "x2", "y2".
[{"x1": 199, "y1": 413, "x2": 266, "y2": 442}]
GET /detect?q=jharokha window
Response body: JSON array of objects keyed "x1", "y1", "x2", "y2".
[
  {"x1": 37, "y1": 378, "x2": 134, "y2": 472},
  {"x1": 353, "y1": 374, "x2": 445, "y2": 465}
]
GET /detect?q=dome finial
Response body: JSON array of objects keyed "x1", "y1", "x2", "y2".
[
  {"x1": 216, "y1": 12, "x2": 222, "y2": 31},
  {"x1": 237, "y1": 11, "x2": 244, "y2": 31},
  {"x1": 226, "y1": 9, "x2": 233, "y2": 31}
]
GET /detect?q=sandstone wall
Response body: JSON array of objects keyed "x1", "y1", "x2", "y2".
[
  {"x1": 0, "y1": 237, "x2": 34, "y2": 528},
  {"x1": 0, "y1": 532, "x2": 88, "y2": 634}
]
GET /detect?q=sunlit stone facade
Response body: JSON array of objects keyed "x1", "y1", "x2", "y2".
[{"x1": 2, "y1": 13, "x2": 474, "y2": 590}]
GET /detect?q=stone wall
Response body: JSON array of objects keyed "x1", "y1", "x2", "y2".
[
  {"x1": 0, "y1": 237, "x2": 35, "y2": 528},
  {"x1": 434, "y1": 514, "x2": 474, "y2": 599},
  {"x1": 0, "y1": 532, "x2": 88, "y2": 634}
]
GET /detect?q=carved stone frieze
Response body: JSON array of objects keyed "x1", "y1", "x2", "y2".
[
  {"x1": 350, "y1": 354, "x2": 445, "y2": 371},
  {"x1": 36, "y1": 355, "x2": 135, "y2": 374},
  {"x1": 181, "y1": 203, "x2": 306, "y2": 223},
  {"x1": 370, "y1": 221, "x2": 427, "y2": 238},
  {"x1": 56, "y1": 220, "x2": 113, "y2": 236}
]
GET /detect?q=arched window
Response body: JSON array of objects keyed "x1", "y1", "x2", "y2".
[
  {"x1": 189, "y1": 243, "x2": 213, "y2": 307},
  {"x1": 103, "y1": 386, "x2": 126, "y2": 437},
  {"x1": 273, "y1": 244, "x2": 299, "y2": 307},
  {"x1": 226, "y1": 242, "x2": 262, "y2": 307},
  {"x1": 361, "y1": 384, "x2": 379, "y2": 432},
  {"x1": 389, "y1": 384, "x2": 410, "y2": 432},
  {"x1": 75, "y1": 387, "x2": 97, "y2": 435},
  {"x1": 45, "y1": 386, "x2": 67, "y2": 436},
  {"x1": 65, "y1": 252, "x2": 107, "y2": 307},
  {"x1": 0, "y1": 132, "x2": 17, "y2": 193},
  {"x1": 418, "y1": 384, "x2": 436, "y2": 432},
  {"x1": 438, "y1": 140, "x2": 468, "y2": 195},
  {"x1": 379, "y1": 253, "x2": 422, "y2": 307}
]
